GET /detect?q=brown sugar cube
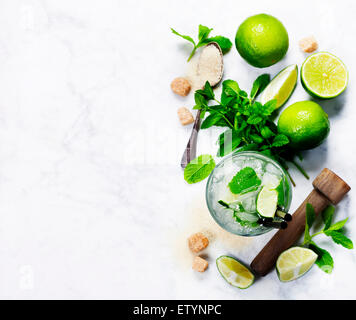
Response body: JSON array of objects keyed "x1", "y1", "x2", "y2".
[
  {"x1": 188, "y1": 232, "x2": 209, "y2": 253},
  {"x1": 299, "y1": 36, "x2": 318, "y2": 53},
  {"x1": 171, "y1": 77, "x2": 191, "y2": 96},
  {"x1": 177, "y1": 107, "x2": 194, "y2": 126},
  {"x1": 192, "y1": 256, "x2": 209, "y2": 272}
]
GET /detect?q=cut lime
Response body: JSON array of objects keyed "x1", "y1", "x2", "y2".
[
  {"x1": 260, "y1": 64, "x2": 298, "y2": 108},
  {"x1": 216, "y1": 256, "x2": 254, "y2": 289},
  {"x1": 256, "y1": 186, "x2": 278, "y2": 218},
  {"x1": 277, "y1": 247, "x2": 317, "y2": 282},
  {"x1": 223, "y1": 189, "x2": 241, "y2": 203},
  {"x1": 301, "y1": 52, "x2": 348, "y2": 99}
]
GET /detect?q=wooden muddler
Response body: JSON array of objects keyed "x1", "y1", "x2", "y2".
[{"x1": 251, "y1": 168, "x2": 351, "y2": 277}]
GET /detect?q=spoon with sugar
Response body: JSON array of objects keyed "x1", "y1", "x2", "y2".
[{"x1": 181, "y1": 42, "x2": 224, "y2": 168}]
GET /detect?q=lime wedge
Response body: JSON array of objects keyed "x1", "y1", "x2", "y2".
[
  {"x1": 216, "y1": 256, "x2": 254, "y2": 289},
  {"x1": 260, "y1": 64, "x2": 298, "y2": 109},
  {"x1": 301, "y1": 52, "x2": 348, "y2": 99},
  {"x1": 276, "y1": 247, "x2": 318, "y2": 282},
  {"x1": 256, "y1": 186, "x2": 278, "y2": 218}
]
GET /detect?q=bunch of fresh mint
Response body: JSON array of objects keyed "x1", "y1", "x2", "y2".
[
  {"x1": 303, "y1": 203, "x2": 353, "y2": 273},
  {"x1": 189, "y1": 78, "x2": 307, "y2": 185},
  {"x1": 171, "y1": 25, "x2": 232, "y2": 61}
]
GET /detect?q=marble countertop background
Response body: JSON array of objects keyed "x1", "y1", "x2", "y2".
[{"x1": 0, "y1": 0, "x2": 355, "y2": 299}]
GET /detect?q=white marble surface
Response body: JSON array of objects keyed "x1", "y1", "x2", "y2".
[{"x1": 0, "y1": 0, "x2": 355, "y2": 299}]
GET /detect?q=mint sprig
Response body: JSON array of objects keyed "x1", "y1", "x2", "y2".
[
  {"x1": 192, "y1": 77, "x2": 306, "y2": 186},
  {"x1": 171, "y1": 25, "x2": 232, "y2": 61},
  {"x1": 303, "y1": 203, "x2": 353, "y2": 273}
]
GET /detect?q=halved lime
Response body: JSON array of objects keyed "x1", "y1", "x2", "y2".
[
  {"x1": 256, "y1": 186, "x2": 278, "y2": 218},
  {"x1": 216, "y1": 256, "x2": 254, "y2": 289},
  {"x1": 260, "y1": 64, "x2": 298, "y2": 108},
  {"x1": 276, "y1": 247, "x2": 318, "y2": 282},
  {"x1": 301, "y1": 52, "x2": 348, "y2": 99}
]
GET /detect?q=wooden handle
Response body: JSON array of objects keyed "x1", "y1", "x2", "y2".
[
  {"x1": 313, "y1": 168, "x2": 351, "y2": 204},
  {"x1": 251, "y1": 168, "x2": 350, "y2": 277}
]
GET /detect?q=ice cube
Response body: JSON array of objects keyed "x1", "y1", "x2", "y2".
[{"x1": 261, "y1": 172, "x2": 281, "y2": 189}]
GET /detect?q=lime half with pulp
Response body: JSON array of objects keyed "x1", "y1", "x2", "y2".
[
  {"x1": 276, "y1": 247, "x2": 318, "y2": 282},
  {"x1": 260, "y1": 64, "x2": 298, "y2": 109},
  {"x1": 301, "y1": 52, "x2": 348, "y2": 99},
  {"x1": 256, "y1": 186, "x2": 278, "y2": 218},
  {"x1": 216, "y1": 256, "x2": 254, "y2": 289}
]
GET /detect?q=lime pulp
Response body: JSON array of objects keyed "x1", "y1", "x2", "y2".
[
  {"x1": 301, "y1": 52, "x2": 348, "y2": 99},
  {"x1": 276, "y1": 247, "x2": 318, "y2": 282},
  {"x1": 216, "y1": 255, "x2": 255, "y2": 289}
]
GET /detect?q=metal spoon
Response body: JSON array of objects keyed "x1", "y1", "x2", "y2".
[{"x1": 180, "y1": 42, "x2": 224, "y2": 168}]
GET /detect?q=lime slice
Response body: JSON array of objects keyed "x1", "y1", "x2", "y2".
[
  {"x1": 301, "y1": 52, "x2": 348, "y2": 99},
  {"x1": 256, "y1": 186, "x2": 278, "y2": 218},
  {"x1": 276, "y1": 247, "x2": 318, "y2": 282},
  {"x1": 260, "y1": 64, "x2": 298, "y2": 109},
  {"x1": 223, "y1": 188, "x2": 242, "y2": 203},
  {"x1": 216, "y1": 256, "x2": 254, "y2": 289}
]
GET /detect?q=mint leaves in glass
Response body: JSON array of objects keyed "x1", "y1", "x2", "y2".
[{"x1": 206, "y1": 151, "x2": 292, "y2": 236}]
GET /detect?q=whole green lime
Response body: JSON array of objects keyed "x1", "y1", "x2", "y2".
[
  {"x1": 277, "y1": 101, "x2": 330, "y2": 150},
  {"x1": 235, "y1": 14, "x2": 289, "y2": 68}
]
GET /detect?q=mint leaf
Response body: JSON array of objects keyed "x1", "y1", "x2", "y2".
[
  {"x1": 309, "y1": 242, "x2": 334, "y2": 273},
  {"x1": 171, "y1": 28, "x2": 195, "y2": 45},
  {"x1": 195, "y1": 82, "x2": 214, "y2": 101},
  {"x1": 261, "y1": 126, "x2": 275, "y2": 139},
  {"x1": 221, "y1": 80, "x2": 240, "y2": 107},
  {"x1": 194, "y1": 92, "x2": 207, "y2": 108},
  {"x1": 203, "y1": 36, "x2": 232, "y2": 54},
  {"x1": 325, "y1": 230, "x2": 353, "y2": 249},
  {"x1": 304, "y1": 203, "x2": 316, "y2": 243},
  {"x1": 272, "y1": 134, "x2": 289, "y2": 147},
  {"x1": 228, "y1": 167, "x2": 261, "y2": 195},
  {"x1": 325, "y1": 218, "x2": 348, "y2": 232},
  {"x1": 201, "y1": 113, "x2": 225, "y2": 129},
  {"x1": 250, "y1": 74, "x2": 270, "y2": 100},
  {"x1": 217, "y1": 129, "x2": 242, "y2": 157},
  {"x1": 249, "y1": 134, "x2": 264, "y2": 144},
  {"x1": 322, "y1": 205, "x2": 335, "y2": 230},
  {"x1": 202, "y1": 81, "x2": 214, "y2": 100},
  {"x1": 262, "y1": 99, "x2": 277, "y2": 116},
  {"x1": 222, "y1": 80, "x2": 240, "y2": 96},
  {"x1": 172, "y1": 26, "x2": 231, "y2": 61},
  {"x1": 184, "y1": 154, "x2": 215, "y2": 184},
  {"x1": 198, "y1": 25, "x2": 212, "y2": 41},
  {"x1": 247, "y1": 115, "x2": 263, "y2": 125}
]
